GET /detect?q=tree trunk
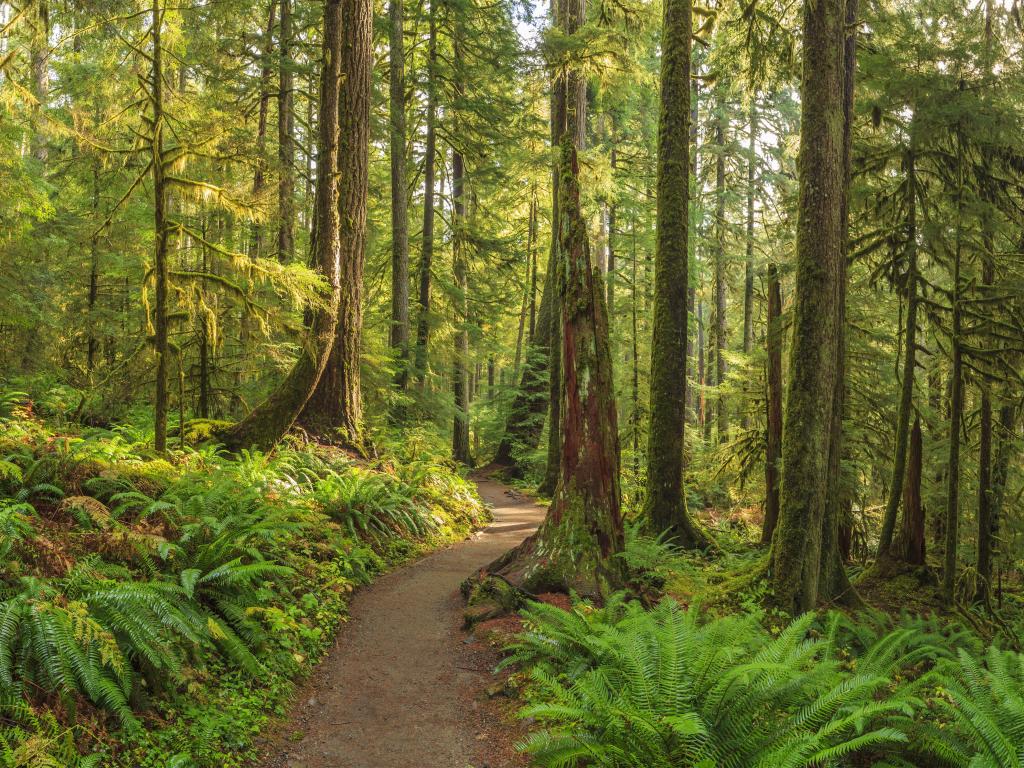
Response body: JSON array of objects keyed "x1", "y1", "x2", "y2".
[
  {"x1": 893, "y1": 415, "x2": 925, "y2": 565},
  {"x1": 152, "y1": 0, "x2": 170, "y2": 454},
  {"x1": 300, "y1": 0, "x2": 372, "y2": 446},
  {"x1": 713, "y1": 101, "x2": 729, "y2": 444},
  {"x1": 220, "y1": 0, "x2": 343, "y2": 451},
  {"x1": 30, "y1": 1, "x2": 48, "y2": 166},
  {"x1": 487, "y1": 0, "x2": 625, "y2": 594},
  {"x1": 452, "y1": 146, "x2": 471, "y2": 464},
  {"x1": 743, "y1": 102, "x2": 756, "y2": 360},
  {"x1": 644, "y1": 0, "x2": 707, "y2": 548},
  {"x1": 249, "y1": 0, "x2": 278, "y2": 260},
  {"x1": 879, "y1": 146, "x2": 919, "y2": 557},
  {"x1": 762, "y1": 263, "x2": 783, "y2": 544},
  {"x1": 277, "y1": 0, "x2": 295, "y2": 262},
  {"x1": 389, "y1": 0, "x2": 410, "y2": 388},
  {"x1": 413, "y1": 0, "x2": 438, "y2": 388},
  {"x1": 686, "y1": 69, "x2": 700, "y2": 426},
  {"x1": 769, "y1": 0, "x2": 845, "y2": 614}
]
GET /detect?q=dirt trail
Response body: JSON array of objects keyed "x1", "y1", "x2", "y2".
[{"x1": 258, "y1": 476, "x2": 544, "y2": 768}]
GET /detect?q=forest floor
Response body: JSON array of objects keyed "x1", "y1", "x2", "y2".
[{"x1": 253, "y1": 475, "x2": 542, "y2": 768}]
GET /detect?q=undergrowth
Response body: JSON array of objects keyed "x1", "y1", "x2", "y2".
[{"x1": 0, "y1": 391, "x2": 487, "y2": 766}]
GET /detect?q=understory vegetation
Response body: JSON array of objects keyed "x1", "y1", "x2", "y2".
[{"x1": 0, "y1": 391, "x2": 485, "y2": 766}]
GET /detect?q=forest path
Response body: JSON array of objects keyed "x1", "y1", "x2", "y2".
[{"x1": 257, "y1": 475, "x2": 543, "y2": 768}]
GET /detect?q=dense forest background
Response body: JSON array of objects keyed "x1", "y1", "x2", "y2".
[{"x1": 3, "y1": 0, "x2": 1024, "y2": 763}]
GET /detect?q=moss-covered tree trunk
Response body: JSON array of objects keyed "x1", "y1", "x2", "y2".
[
  {"x1": 277, "y1": 0, "x2": 295, "y2": 262},
  {"x1": 893, "y1": 415, "x2": 925, "y2": 564},
  {"x1": 878, "y1": 146, "x2": 919, "y2": 558},
  {"x1": 769, "y1": 0, "x2": 845, "y2": 615},
  {"x1": 152, "y1": 0, "x2": 170, "y2": 454},
  {"x1": 413, "y1": 0, "x2": 438, "y2": 389},
  {"x1": 643, "y1": 0, "x2": 707, "y2": 548},
  {"x1": 248, "y1": 0, "x2": 277, "y2": 261},
  {"x1": 713, "y1": 103, "x2": 729, "y2": 444},
  {"x1": 388, "y1": 0, "x2": 410, "y2": 390},
  {"x1": 299, "y1": 0, "x2": 372, "y2": 447},
  {"x1": 762, "y1": 263, "x2": 783, "y2": 544},
  {"x1": 486, "y1": 0, "x2": 626, "y2": 595},
  {"x1": 219, "y1": 0, "x2": 343, "y2": 452},
  {"x1": 452, "y1": 148, "x2": 471, "y2": 464}
]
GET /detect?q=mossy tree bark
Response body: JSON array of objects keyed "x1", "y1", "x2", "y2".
[
  {"x1": 769, "y1": 0, "x2": 846, "y2": 614},
  {"x1": 878, "y1": 146, "x2": 919, "y2": 558},
  {"x1": 277, "y1": 0, "x2": 295, "y2": 262},
  {"x1": 299, "y1": 0, "x2": 371, "y2": 447},
  {"x1": 152, "y1": 0, "x2": 169, "y2": 454},
  {"x1": 643, "y1": 0, "x2": 708, "y2": 548},
  {"x1": 486, "y1": 0, "x2": 626, "y2": 596},
  {"x1": 219, "y1": 0, "x2": 343, "y2": 452},
  {"x1": 452, "y1": 147, "x2": 471, "y2": 464},
  {"x1": 762, "y1": 264, "x2": 783, "y2": 544},
  {"x1": 248, "y1": 0, "x2": 277, "y2": 260},
  {"x1": 713, "y1": 101, "x2": 729, "y2": 444},
  {"x1": 893, "y1": 415, "x2": 925, "y2": 565},
  {"x1": 388, "y1": 0, "x2": 410, "y2": 391}
]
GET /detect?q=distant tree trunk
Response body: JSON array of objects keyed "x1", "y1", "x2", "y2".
[
  {"x1": 607, "y1": 148, "x2": 617, "y2": 337},
  {"x1": 762, "y1": 264, "x2": 783, "y2": 544},
  {"x1": 644, "y1": 0, "x2": 707, "y2": 547},
  {"x1": 249, "y1": 0, "x2": 277, "y2": 260},
  {"x1": 389, "y1": 0, "x2": 410, "y2": 388},
  {"x1": 713, "y1": 101, "x2": 728, "y2": 444},
  {"x1": 769, "y1": 0, "x2": 845, "y2": 614},
  {"x1": 513, "y1": 195, "x2": 536, "y2": 380},
  {"x1": 942, "y1": 135, "x2": 966, "y2": 605},
  {"x1": 277, "y1": 0, "x2": 295, "y2": 262},
  {"x1": 220, "y1": 0, "x2": 343, "y2": 451},
  {"x1": 452, "y1": 146, "x2": 471, "y2": 464},
  {"x1": 488, "y1": 0, "x2": 626, "y2": 593},
  {"x1": 698, "y1": 298, "x2": 707, "y2": 433},
  {"x1": 300, "y1": 0, "x2": 372, "y2": 446},
  {"x1": 686, "y1": 70, "x2": 700, "y2": 426},
  {"x1": 529, "y1": 188, "x2": 540, "y2": 340},
  {"x1": 87, "y1": 161, "x2": 101, "y2": 374},
  {"x1": 893, "y1": 415, "x2": 925, "y2": 565},
  {"x1": 29, "y1": 1, "x2": 48, "y2": 165},
  {"x1": 879, "y1": 147, "x2": 919, "y2": 558},
  {"x1": 743, "y1": 102, "x2": 756, "y2": 360},
  {"x1": 413, "y1": 0, "x2": 438, "y2": 388},
  {"x1": 150, "y1": 0, "x2": 171, "y2": 454}
]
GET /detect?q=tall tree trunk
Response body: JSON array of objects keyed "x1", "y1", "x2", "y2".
[
  {"x1": 487, "y1": 0, "x2": 625, "y2": 593},
  {"x1": 743, "y1": 102, "x2": 756, "y2": 359},
  {"x1": 277, "y1": 0, "x2": 295, "y2": 262},
  {"x1": 644, "y1": 0, "x2": 707, "y2": 547},
  {"x1": 300, "y1": 0, "x2": 372, "y2": 446},
  {"x1": 698, "y1": 298, "x2": 706, "y2": 433},
  {"x1": 769, "y1": 0, "x2": 845, "y2": 614},
  {"x1": 513, "y1": 195, "x2": 536, "y2": 380},
  {"x1": 713, "y1": 101, "x2": 728, "y2": 444},
  {"x1": 451, "y1": 74, "x2": 471, "y2": 464},
  {"x1": 762, "y1": 263, "x2": 783, "y2": 544},
  {"x1": 607, "y1": 148, "x2": 617, "y2": 338},
  {"x1": 529, "y1": 187, "x2": 539, "y2": 340},
  {"x1": 413, "y1": 0, "x2": 438, "y2": 388},
  {"x1": 389, "y1": 0, "x2": 410, "y2": 388},
  {"x1": 631, "y1": 218, "x2": 641, "y2": 474},
  {"x1": 893, "y1": 415, "x2": 925, "y2": 565},
  {"x1": 942, "y1": 133, "x2": 966, "y2": 605},
  {"x1": 686, "y1": 68, "x2": 700, "y2": 426},
  {"x1": 30, "y1": 0, "x2": 48, "y2": 166},
  {"x1": 250, "y1": 0, "x2": 278, "y2": 260},
  {"x1": 152, "y1": 0, "x2": 170, "y2": 454},
  {"x1": 220, "y1": 0, "x2": 343, "y2": 451},
  {"x1": 879, "y1": 146, "x2": 919, "y2": 558}
]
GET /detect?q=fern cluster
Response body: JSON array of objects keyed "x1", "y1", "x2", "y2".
[{"x1": 509, "y1": 598, "x2": 1024, "y2": 768}]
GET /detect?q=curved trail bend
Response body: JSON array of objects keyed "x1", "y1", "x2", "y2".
[{"x1": 259, "y1": 477, "x2": 543, "y2": 768}]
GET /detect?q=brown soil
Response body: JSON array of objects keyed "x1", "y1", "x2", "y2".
[{"x1": 254, "y1": 476, "x2": 544, "y2": 768}]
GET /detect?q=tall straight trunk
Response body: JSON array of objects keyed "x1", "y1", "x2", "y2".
[
  {"x1": 87, "y1": 160, "x2": 100, "y2": 373},
  {"x1": 893, "y1": 415, "x2": 925, "y2": 564},
  {"x1": 942, "y1": 134, "x2": 966, "y2": 605},
  {"x1": 389, "y1": 0, "x2": 410, "y2": 386},
  {"x1": 713, "y1": 102, "x2": 728, "y2": 443},
  {"x1": 529, "y1": 188, "x2": 539, "y2": 339},
  {"x1": 488, "y1": 0, "x2": 626, "y2": 593},
  {"x1": 743, "y1": 102, "x2": 756, "y2": 359},
  {"x1": 451, "y1": 50, "x2": 470, "y2": 464},
  {"x1": 300, "y1": 0, "x2": 372, "y2": 445},
  {"x1": 250, "y1": 0, "x2": 278, "y2": 260},
  {"x1": 198, "y1": 220, "x2": 212, "y2": 419},
  {"x1": 221, "y1": 0, "x2": 343, "y2": 451},
  {"x1": 762, "y1": 263, "x2": 783, "y2": 544},
  {"x1": 277, "y1": 0, "x2": 295, "y2": 262},
  {"x1": 698, "y1": 299, "x2": 706, "y2": 432},
  {"x1": 631, "y1": 218, "x2": 640, "y2": 473},
  {"x1": 879, "y1": 147, "x2": 919, "y2": 557},
  {"x1": 769, "y1": 0, "x2": 845, "y2": 614},
  {"x1": 152, "y1": 0, "x2": 170, "y2": 453},
  {"x1": 703, "y1": 309, "x2": 714, "y2": 442},
  {"x1": 513, "y1": 195, "x2": 536, "y2": 380},
  {"x1": 644, "y1": 0, "x2": 706, "y2": 547},
  {"x1": 818, "y1": 0, "x2": 859, "y2": 604},
  {"x1": 413, "y1": 0, "x2": 438, "y2": 388},
  {"x1": 30, "y1": 1, "x2": 48, "y2": 165},
  {"x1": 686, "y1": 71, "x2": 700, "y2": 425},
  {"x1": 607, "y1": 148, "x2": 617, "y2": 336}
]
